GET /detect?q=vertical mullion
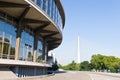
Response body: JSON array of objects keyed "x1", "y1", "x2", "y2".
[
  {"x1": 8, "y1": 35, "x2": 11, "y2": 59},
  {"x1": 1, "y1": 32, "x2": 5, "y2": 58}
]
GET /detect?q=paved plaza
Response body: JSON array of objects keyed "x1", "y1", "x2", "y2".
[
  {"x1": 38, "y1": 71, "x2": 91, "y2": 80},
  {"x1": 7, "y1": 71, "x2": 120, "y2": 80}
]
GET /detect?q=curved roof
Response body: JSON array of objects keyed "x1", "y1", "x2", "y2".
[{"x1": 0, "y1": 0, "x2": 65, "y2": 50}]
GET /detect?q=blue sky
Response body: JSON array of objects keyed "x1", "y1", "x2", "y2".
[{"x1": 52, "y1": 0, "x2": 120, "y2": 65}]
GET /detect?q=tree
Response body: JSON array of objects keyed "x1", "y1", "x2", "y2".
[
  {"x1": 63, "y1": 60, "x2": 80, "y2": 70},
  {"x1": 91, "y1": 54, "x2": 106, "y2": 71},
  {"x1": 80, "y1": 61, "x2": 91, "y2": 71},
  {"x1": 52, "y1": 59, "x2": 59, "y2": 71},
  {"x1": 90, "y1": 54, "x2": 120, "y2": 73},
  {"x1": 58, "y1": 64, "x2": 63, "y2": 69}
]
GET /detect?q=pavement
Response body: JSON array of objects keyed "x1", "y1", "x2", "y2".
[
  {"x1": 88, "y1": 72, "x2": 120, "y2": 80},
  {"x1": 38, "y1": 71, "x2": 91, "y2": 80},
  {"x1": 0, "y1": 67, "x2": 18, "y2": 80},
  {"x1": 34, "y1": 71, "x2": 120, "y2": 80},
  {"x1": 5, "y1": 71, "x2": 120, "y2": 80}
]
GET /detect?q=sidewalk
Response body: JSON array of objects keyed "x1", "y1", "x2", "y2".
[{"x1": 7, "y1": 71, "x2": 91, "y2": 80}]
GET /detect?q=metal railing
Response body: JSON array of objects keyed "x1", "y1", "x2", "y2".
[
  {"x1": 0, "y1": 54, "x2": 15, "y2": 59},
  {"x1": 0, "y1": 54, "x2": 47, "y2": 64}
]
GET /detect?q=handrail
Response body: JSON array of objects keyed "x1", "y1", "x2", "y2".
[{"x1": 0, "y1": 54, "x2": 15, "y2": 59}]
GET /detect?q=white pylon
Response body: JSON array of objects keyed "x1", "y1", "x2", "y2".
[{"x1": 77, "y1": 36, "x2": 80, "y2": 63}]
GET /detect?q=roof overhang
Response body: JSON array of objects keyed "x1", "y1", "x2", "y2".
[{"x1": 0, "y1": 0, "x2": 64, "y2": 50}]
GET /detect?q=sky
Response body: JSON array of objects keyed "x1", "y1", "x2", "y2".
[{"x1": 52, "y1": 0, "x2": 120, "y2": 65}]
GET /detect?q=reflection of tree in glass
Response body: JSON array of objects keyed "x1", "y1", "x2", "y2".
[
  {"x1": 0, "y1": 44, "x2": 2, "y2": 54},
  {"x1": 10, "y1": 47, "x2": 15, "y2": 55},
  {"x1": 3, "y1": 43, "x2": 9, "y2": 54},
  {"x1": 0, "y1": 37, "x2": 2, "y2": 53},
  {"x1": 4, "y1": 38, "x2": 9, "y2": 43},
  {"x1": 0, "y1": 37, "x2": 2, "y2": 41},
  {"x1": 28, "y1": 52, "x2": 31, "y2": 57},
  {"x1": 3, "y1": 38, "x2": 10, "y2": 55},
  {"x1": 37, "y1": 55, "x2": 42, "y2": 62},
  {"x1": 0, "y1": 37, "x2": 15, "y2": 59},
  {"x1": 28, "y1": 52, "x2": 33, "y2": 61}
]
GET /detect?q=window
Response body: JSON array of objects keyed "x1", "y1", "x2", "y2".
[
  {"x1": 0, "y1": 21, "x2": 16, "y2": 59},
  {"x1": 37, "y1": 40, "x2": 43, "y2": 62},
  {"x1": 19, "y1": 31, "x2": 34, "y2": 61},
  {"x1": 47, "y1": 0, "x2": 51, "y2": 17},
  {"x1": 42, "y1": 0, "x2": 47, "y2": 12},
  {"x1": 37, "y1": 0, "x2": 41, "y2": 7},
  {"x1": 32, "y1": 0, "x2": 35, "y2": 2},
  {"x1": 32, "y1": 0, "x2": 63, "y2": 31}
]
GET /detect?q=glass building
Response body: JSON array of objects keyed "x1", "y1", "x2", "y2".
[{"x1": 0, "y1": 0, "x2": 65, "y2": 78}]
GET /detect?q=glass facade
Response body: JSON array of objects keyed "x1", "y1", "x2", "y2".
[
  {"x1": 37, "y1": 0, "x2": 41, "y2": 7},
  {"x1": 0, "y1": 21, "x2": 16, "y2": 59},
  {"x1": 0, "y1": 21, "x2": 43, "y2": 62},
  {"x1": 37, "y1": 40, "x2": 43, "y2": 62},
  {"x1": 47, "y1": 0, "x2": 51, "y2": 17},
  {"x1": 0, "y1": 0, "x2": 64, "y2": 63},
  {"x1": 31, "y1": 0, "x2": 63, "y2": 31},
  {"x1": 19, "y1": 31, "x2": 34, "y2": 61},
  {"x1": 0, "y1": 20, "x2": 44, "y2": 62},
  {"x1": 42, "y1": 0, "x2": 47, "y2": 12}
]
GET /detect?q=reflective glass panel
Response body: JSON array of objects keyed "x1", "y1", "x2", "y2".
[
  {"x1": 30, "y1": 0, "x2": 63, "y2": 31},
  {"x1": 42, "y1": 0, "x2": 46, "y2": 11},
  {"x1": 19, "y1": 31, "x2": 34, "y2": 61},
  {"x1": 0, "y1": 42, "x2": 2, "y2": 54},
  {"x1": 37, "y1": 40, "x2": 43, "y2": 62},
  {"x1": 37, "y1": 0, "x2": 41, "y2": 7},
  {"x1": 47, "y1": 0, "x2": 51, "y2": 17},
  {"x1": 0, "y1": 21, "x2": 16, "y2": 59}
]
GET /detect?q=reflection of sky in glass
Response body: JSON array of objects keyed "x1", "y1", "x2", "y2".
[
  {"x1": 37, "y1": 40, "x2": 43, "y2": 57},
  {"x1": 0, "y1": 21, "x2": 16, "y2": 36},
  {"x1": 32, "y1": 0, "x2": 63, "y2": 31},
  {"x1": 0, "y1": 31, "x2": 3, "y2": 38},
  {"x1": 0, "y1": 21, "x2": 16, "y2": 41},
  {"x1": 19, "y1": 31, "x2": 34, "y2": 60},
  {"x1": 4, "y1": 33, "x2": 10, "y2": 42},
  {"x1": 0, "y1": 21, "x2": 16, "y2": 57},
  {"x1": 42, "y1": 0, "x2": 46, "y2": 11}
]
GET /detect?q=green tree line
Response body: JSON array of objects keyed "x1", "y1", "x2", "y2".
[
  {"x1": 91, "y1": 54, "x2": 120, "y2": 72},
  {"x1": 59, "y1": 54, "x2": 120, "y2": 73}
]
